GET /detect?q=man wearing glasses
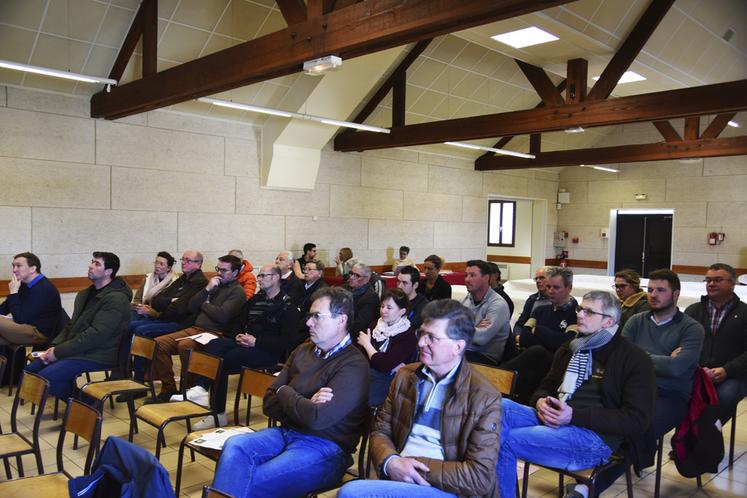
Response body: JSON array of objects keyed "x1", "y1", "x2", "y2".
[
  {"x1": 339, "y1": 299, "x2": 501, "y2": 498},
  {"x1": 685, "y1": 263, "x2": 747, "y2": 425},
  {"x1": 212, "y1": 286, "x2": 369, "y2": 498},
  {"x1": 146, "y1": 254, "x2": 246, "y2": 404},
  {"x1": 498, "y1": 291, "x2": 656, "y2": 498},
  {"x1": 344, "y1": 262, "x2": 380, "y2": 336},
  {"x1": 289, "y1": 259, "x2": 328, "y2": 316}
]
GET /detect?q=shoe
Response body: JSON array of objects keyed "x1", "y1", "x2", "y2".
[
  {"x1": 115, "y1": 391, "x2": 147, "y2": 403},
  {"x1": 563, "y1": 484, "x2": 587, "y2": 498},
  {"x1": 185, "y1": 385, "x2": 210, "y2": 407},
  {"x1": 143, "y1": 391, "x2": 178, "y2": 404},
  {"x1": 192, "y1": 412, "x2": 228, "y2": 431}
]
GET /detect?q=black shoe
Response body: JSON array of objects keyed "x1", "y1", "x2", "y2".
[
  {"x1": 143, "y1": 391, "x2": 178, "y2": 405},
  {"x1": 115, "y1": 391, "x2": 147, "y2": 403}
]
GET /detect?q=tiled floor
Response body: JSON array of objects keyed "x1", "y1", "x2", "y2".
[{"x1": 0, "y1": 368, "x2": 745, "y2": 498}]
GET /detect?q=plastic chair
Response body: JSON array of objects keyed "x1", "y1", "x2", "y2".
[
  {"x1": 0, "y1": 398, "x2": 102, "y2": 497},
  {"x1": 134, "y1": 349, "x2": 223, "y2": 459},
  {"x1": 174, "y1": 367, "x2": 277, "y2": 496}
]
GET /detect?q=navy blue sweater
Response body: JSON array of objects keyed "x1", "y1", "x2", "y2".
[{"x1": 0, "y1": 275, "x2": 62, "y2": 338}]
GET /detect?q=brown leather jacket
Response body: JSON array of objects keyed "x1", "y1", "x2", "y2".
[{"x1": 370, "y1": 361, "x2": 502, "y2": 498}]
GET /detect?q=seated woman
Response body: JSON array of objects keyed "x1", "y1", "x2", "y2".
[
  {"x1": 417, "y1": 254, "x2": 452, "y2": 301},
  {"x1": 356, "y1": 288, "x2": 417, "y2": 407},
  {"x1": 335, "y1": 247, "x2": 360, "y2": 279},
  {"x1": 130, "y1": 251, "x2": 179, "y2": 323}
]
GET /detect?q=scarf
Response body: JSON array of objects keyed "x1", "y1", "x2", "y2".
[
  {"x1": 371, "y1": 316, "x2": 411, "y2": 353},
  {"x1": 142, "y1": 270, "x2": 178, "y2": 304},
  {"x1": 558, "y1": 324, "x2": 617, "y2": 402}
]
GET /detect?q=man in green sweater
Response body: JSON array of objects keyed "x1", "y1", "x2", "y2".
[{"x1": 211, "y1": 286, "x2": 369, "y2": 498}]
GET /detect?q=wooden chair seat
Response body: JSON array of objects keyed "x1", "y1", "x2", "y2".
[
  {"x1": 0, "y1": 433, "x2": 33, "y2": 455},
  {"x1": 0, "y1": 472, "x2": 70, "y2": 497},
  {"x1": 137, "y1": 400, "x2": 214, "y2": 426},
  {"x1": 81, "y1": 379, "x2": 150, "y2": 400}
]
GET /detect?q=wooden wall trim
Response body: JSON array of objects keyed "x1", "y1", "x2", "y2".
[
  {"x1": 322, "y1": 261, "x2": 467, "y2": 278},
  {"x1": 545, "y1": 258, "x2": 608, "y2": 269},
  {"x1": 487, "y1": 254, "x2": 532, "y2": 264}
]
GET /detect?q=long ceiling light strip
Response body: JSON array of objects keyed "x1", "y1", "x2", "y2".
[
  {"x1": 580, "y1": 164, "x2": 620, "y2": 173},
  {"x1": 0, "y1": 59, "x2": 117, "y2": 86},
  {"x1": 444, "y1": 141, "x2": 535, "y2": 159},
  {"x1": 198, "y1": 97, "x2": 390, "y2": 134}
]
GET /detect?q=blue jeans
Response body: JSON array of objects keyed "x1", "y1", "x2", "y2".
[
  {"x1": 715, "y1": 377, "x2": 747, "y2": 424},
  {"x1": 213, "y1": 427, "x2": 350, "y2": 498},
  {"x1": 131, "y1": 320, "x2": 181, "y2": 382},
  {"x1": 497, "y1": 399, "x2": 612, "y2": 498},
  {"x1": 26, "y1": 358, "x2": 112, "y2": 399},
  {"x1": 339, "y1": 480, "x2": 457, "y2": 498}
]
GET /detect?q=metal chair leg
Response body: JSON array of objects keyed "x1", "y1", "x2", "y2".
[{"x1": 654, "y1": 437, "x2": 663, "y2": 498}]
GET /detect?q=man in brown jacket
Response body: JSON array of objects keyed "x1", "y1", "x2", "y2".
[{"x1": 339, "y1": 299, "x2": 502, "y2": 498}]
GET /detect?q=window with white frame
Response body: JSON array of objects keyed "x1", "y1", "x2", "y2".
[{"x1": 488, "y1": 200, "x2": 516, "y2": 247}]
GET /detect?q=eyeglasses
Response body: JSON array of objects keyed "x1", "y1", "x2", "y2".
[
  {"x1": 214, "y1": 266, "x2": 232, "y2": 274},
  {"x1": 181, "y1": 258, "x2": 200, "y2": 263},
  {"x1": 348, "y1": 272, "x2": 362, "y2": 279},
  {"x1": 533, "y1": 276, "x2": 547, "y2": 282},
  {"x1": 576, "y1": 306, "x2": 611, "y2": 318},
  {"x1": 704, "y1": 277, "x2": 729, "y2": 284},
  {"x1": 257, "y1": 273, "x2": 276, "y2": 279},
  {"x1": 304, "y1": 267, "x2": 320, "y2": 272},
  {"x1": 306, "y1": 312, "x2": 337, "y2": 321},
  {"x1": 612, "y1": 284, "x2": 629, "y2": 290},
  {"x1": 417, "y1": 330, "x2": 453, "y2": 344}
]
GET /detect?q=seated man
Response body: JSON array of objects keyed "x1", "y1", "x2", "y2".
[
  {"x1": 623, "y1": 269, "x2": 704, "y2": 438},
  {"x1": 685, "y1": 263, "x2": 747, "y2": 425},
  {"x1": 289, "y1": 259, "x2": 328, "y2": 316},
  {"x1": 461, "y1": 260, "x2": 511, "y2": 365},
  {"x1": 418, "y1": 254, "x2": 452, "y2": 301},
  {"x1": 498, "y1": 291, "x2": 656, "y2": 498},
  {"x1": 292, "y1": 242, "x2": 317, "y2": 279},
  {"x1": 339, "y1": 299, "x2": 502, "y2": 498},
  {"x1": 396, "y1": 265, "x2": 428, "y2": 331},
  {"x1": 614, "y1": 269, "x2": 649, "y2": 329},
  {"x1": 488, "y1": 261, "x2": 514, "y2": 315},
  {"x1": 185, "y1": 264, "x2": 303, "y2": 428},
  {"x1": 391, "y1": 245, "x2": 416, "y2": 273},
  {"x1": 26, "y1": 252, "x2": 131, "y2": 400},
  {"x1": 344, "y1": 262, "x2": 381, "y2": 335},
  {"x1": 275, "y1": 250, "x2": 298, "y2": 294},
  {"x1": 146, "y1": 255, "x2": 246, "y2": 403},
  {"x1": 211, "y1": 287, "x2": 369, "y2": 498},
  {"x1": 228, "y1": 249, "x2": 257, "y2": 300},
  {"x1": 513, "y1": 266, "x2": 550, "y2": 335},
  {"x1": 0, "y1": 252, "x2": 62, "y2": 347}
]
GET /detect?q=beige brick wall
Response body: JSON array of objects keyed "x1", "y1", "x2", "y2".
[{"x1": 0, "y1": 85, "x2": 559, "y2": 280}]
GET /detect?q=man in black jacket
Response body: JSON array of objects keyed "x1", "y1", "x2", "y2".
[
  {"x1": 344, "y1": 262, "x2": 380, "y2": 335},
  {"x1": 497, "y1": 290, "x2": 656, "y2": 498},
  {"x1": 685, "y1": 263, "x2": 747, "y2": 424}
]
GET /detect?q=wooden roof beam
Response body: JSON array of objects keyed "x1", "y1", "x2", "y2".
[
  {"x1": 277, "y1": 0, "x2": 308, "y2": 25},
  {"x1": 653, "y1": 120, "x2": 682, "y2": 142},
  {"x1": 515, "y1": 59, "x2": 564, "y2": 106},
  {"x1": 92, "y1": 0, "x2": 572, "y2": 119},
  {"x1": 701, "y1": 113, "x2": 737, "y2": 139},
  {"x1": 335, "y1": 79, "x2": 747, "y2": 151},
  {"x1": 108, "y1": 0, "x2": 157, "y2": 81},
  {"x1": 475, "y1": 135, "x2": 747, "y2": 170}
]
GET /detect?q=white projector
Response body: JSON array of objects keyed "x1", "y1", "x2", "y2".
[{"x1": 303, "y1": 55, "x2": 342, "y2": 75}]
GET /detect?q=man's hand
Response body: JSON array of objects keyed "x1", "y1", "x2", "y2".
[
  {"x1": 310, "y1": 387, "x2": 334, "y2": 404},
  {"x1": 536, "y1": 396, "x2": 572, "y2": 428},
  {"x1": 235, "y1": 333, "x2": 256, "y2": 348},
  {"x1": 206, "y1": 276, "x2": 221, "y2": 292},
  {"x1": 708, "y1": 367, "x2": 727, "y2": 384},
  {"x1": 670, "y1": 346, "x2": 683, "y2": 358},
  {"x1": 39, "y1": 347, "x2": 57, "y2": 365},
  {"x1": 8, "y1": 274, "x2": 21, "y2": 294},
  {"x1": 135, "y1": 304, "x2": 157, "y2": 317},
  {"x1": 477, "y1": 318, "x2": 492, "y2": 329},
  {"x1": 387, "y1": 457, "x2": 431, "y2": 486}
]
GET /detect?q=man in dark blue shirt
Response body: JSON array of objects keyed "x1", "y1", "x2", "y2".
[{"x1": 0, "y1": 252, "x2": 62, "y2": 346}]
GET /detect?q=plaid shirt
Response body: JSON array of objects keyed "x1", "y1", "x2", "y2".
[
  {"x1": 314, "y1": 333, "x2": 352, "y2": 359},
  {"x1": 706, "y1": 297, "x2": 734, "y2": 335}
]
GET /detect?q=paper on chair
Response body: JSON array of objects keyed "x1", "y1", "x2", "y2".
[
  {"x1": 174, "y1": 332, "x2": 219, "y2": 345},
  {"x1": 190, "y1": 427, "x2": 254, "y2": 450}
]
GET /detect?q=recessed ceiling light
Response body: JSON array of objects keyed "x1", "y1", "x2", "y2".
[
  {"x1": 727, "y1": 120, "x2": 739, "y2": 128},
  {"x1": 491, "y1": 27, "x2": 559, "y2": 49},
  {"x1": 592, "y1": 71, "x2": 646, "y2": 84}
]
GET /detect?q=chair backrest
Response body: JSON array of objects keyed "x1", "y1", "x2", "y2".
[
  {"x1": 57, "y1": 398, "x2": 102, "y2": 475},
  {"x1": 131, "y1": 335, "x2": 158, "y2": 361},
  {"x1": 233, "y1": 367, "x2": 276, "y2": 426},
  {"x1": 0, "y1": 354, "x2": 6, "y2": 389},
  {"x1": 9, "y1": 372, "x2": 49, "y2": 456},
  {"x1": 186, "y1": 350, "x2": 222, "y2": 381},
  {"x1": 202, "y1": 485, "x2": 235, "y2": 498},
  {"x1": 469, "y1": 362, "x2": 517, "y2": 398}
]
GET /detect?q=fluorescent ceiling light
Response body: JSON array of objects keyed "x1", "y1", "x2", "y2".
[
  {"x1": 727, "y1": 120, "x2": 739, "y2": 128},
  {"x1": 303, "y1": 55, "x2": 342, "y2": 75},
  {"x1": 592, "y1": 71, "x2": 646, "y2": 84},
  {"x1": 198, "y1": 97, "x2": 390, "y2": 134},
  {"x1": 564, "y1": 126, "x2": 585, "y2": 134},
  {"x1": 444, "y1": 141, "x2": 535, "y2": 159},
  {"x1": 0, "y1": 59, "x2": 117, "y2": 86},
  {"x1": 580, "y1": 164, "x2": 619, "y2": 173},
  {"x1": 491, "y1": 27, "x2": 559, "y2": 49}
]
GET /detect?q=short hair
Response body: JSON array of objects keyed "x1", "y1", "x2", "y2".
[
  {"x1": 399, "y1": 246, "x2": 410, "y2": 254},
  {"x1": 647, "y1": 268, "x2": 681, "y2": 292},
  {"x1": 156, "y1": 251, "x2": 176, "y2": 268},
  {"x1": 382, "y1": 288, "x2": 409, "y2": 311},
  {"x1": 425, "y1": 254, "x2": 443, "y2": 270},
  {"x1": 353, "y1": 262, "x2": 372, "y2": 278},
  {"x1": 582, "y1": 290, "x2": 621, "y2": 324},
  {"x1": 228, "y1": 249, "x2": 244, "y2": 258},
  {"x1": 614, "y1": 269, "x2": 641, "y2": 291},
  {"x1": 92, "y1": 251, "x2": 120, "y2": 278},
  {"x1": 466, "y1": 259, "x2": 491, "y2": 277},
  {"x1": 14, "y1": 252, "x2": 41, "y2": 273},
  {"x1": 193, "y1": 251, "x2": 205, "y2": 264},
  {"x1": 218, "y1": 254, "x2": 242, "y2": 273},
  {"x1": 487, "y1": 261, "x2": 501, "y2": 279},
  {"x1": 265, "y1": 265, "x2": 282, "y2": 278},
  {"x1": 339, "y1": 247, "x2": 353, "y2": 261},
  {"x1": 279, "y1": 250, "x2": 293, "y2": 260},
  {"x1": 399, "y1": 265, "x2": 420, "y2": 286},
  {"x1": 303, "y1": 243, "x2": 316, "y2": 254},
  {"x1": 547, "y1": 266, "x2": 573, "y2": 287},
  {"x1": 305, "y1": 259, "x2": 325, "y2": 272},
  {"x1": 708, "y1": 263, "x2": 737, "y2": 282},
  {"x1": 421, "y1": 299, "x2": 476, "y2": 348},
  {"x1": 311, "y1": 286, "x2": 355, "y2": 329}
]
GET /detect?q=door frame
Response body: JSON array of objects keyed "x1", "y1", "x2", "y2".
[{"x1": 606, "y1": 208, "x2": 675, "y2": 276}]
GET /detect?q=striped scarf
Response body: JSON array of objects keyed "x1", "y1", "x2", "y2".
[{"x1": 558, "y1": 325, "x2": 617, "y2": 402}]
